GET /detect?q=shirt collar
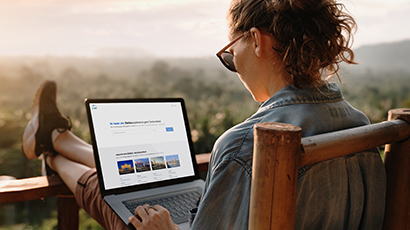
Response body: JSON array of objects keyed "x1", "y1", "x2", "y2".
[{"x1": 258, "y1": 82, "x2": 344, "y2": 113}]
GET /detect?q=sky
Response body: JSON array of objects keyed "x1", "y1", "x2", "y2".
[{"x1": 0, "y1": 0, "x2": 409, "y2": 58}]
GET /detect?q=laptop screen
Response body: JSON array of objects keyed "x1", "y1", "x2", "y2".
[{"x1": 86, "y1": 99, "x2": 197, "y2": 192}]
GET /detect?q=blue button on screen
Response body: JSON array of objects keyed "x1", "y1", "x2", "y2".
[{"x1": 166, "y1": 127, "x2": 174, "y2": 132}]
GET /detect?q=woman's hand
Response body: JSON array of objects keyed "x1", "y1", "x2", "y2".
[{"x1": 129, "y1": 204, "x2": 179, "y2": 230}]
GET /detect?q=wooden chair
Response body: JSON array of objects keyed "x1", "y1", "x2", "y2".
[{"x1": 249, "y1": 108, "x2": 410, "y2": 230}]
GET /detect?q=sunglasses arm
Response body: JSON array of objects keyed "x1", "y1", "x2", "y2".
[{"x1": 216, "y1": 33, "x2": 246, "y2": 56}]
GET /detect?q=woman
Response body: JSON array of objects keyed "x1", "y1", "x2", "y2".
[{"x1": 22, "y1": 0, "x2": 386, "y2": 229}]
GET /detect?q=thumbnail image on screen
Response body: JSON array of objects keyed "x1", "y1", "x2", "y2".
[
  {"x1": 166, "y1": 154, "x2": 181, "y2": 168},
  {"x1": 117, "y1": 160, "x2": 135, "y2": 175},
  {"x1": 150, "y1": 156, "x2": 166, "y2": 171},
  {"x1": 134, "y1": 158, "x2": 151, "y2": 172}
]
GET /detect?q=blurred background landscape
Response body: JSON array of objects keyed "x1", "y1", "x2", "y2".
[{"x1": 1, "y1": 0, "x2": 410, "y2": 229}]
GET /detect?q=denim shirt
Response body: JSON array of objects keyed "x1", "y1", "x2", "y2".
[{"x1": 190, "y1": 82, "x2": 386, "y2": 230}]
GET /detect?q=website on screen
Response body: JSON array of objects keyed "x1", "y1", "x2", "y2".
[{"x1": 89, "y1": 102, "x2": 195, "y2": 190}]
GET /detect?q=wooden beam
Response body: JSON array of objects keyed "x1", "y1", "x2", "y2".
[
  {"x1": 196, "y1": 153, "x2": 211, "y2": 172},
  {"x1": 383, "y1": 109, "x2": 410, "y2": 230},
  {"x1": 0, "y1": 175, "x2": 72, "y2": 203},
  {"x1": 300, "y1": 119, "x2": 410, "y2": 167},
  {"x1": 58, "y1": 196, "x2": 79, "y2": 230},
  {"x1": 249, "y1": 122, "x2": 301, "y2": 230}
]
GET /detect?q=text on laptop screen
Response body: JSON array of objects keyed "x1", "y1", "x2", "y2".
[{"x1": 89, "y1": 102, "x2": 195, "y2": 190}]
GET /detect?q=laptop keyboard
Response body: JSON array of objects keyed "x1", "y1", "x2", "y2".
[{"x1": 123, "y1": 188, "x2": 201, "y2": 224}]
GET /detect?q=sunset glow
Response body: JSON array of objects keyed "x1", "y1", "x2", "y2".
[{"x1": 0, "y1": 0, "x2": 408, "y2": 57}]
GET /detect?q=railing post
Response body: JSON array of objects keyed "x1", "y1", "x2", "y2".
[
  {"x1": 383, "y1": 108, "x2": 410, "y2": 230},
  {"x1": 57, "y1": 195, "x2": 79, "y2": 230},
  {"x1": 249, "y1": 122, "x2": 301, "y2": 230}
]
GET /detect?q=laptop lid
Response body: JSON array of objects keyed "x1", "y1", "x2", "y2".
[{"x1": 85, "y1": 98, "x2": 201, "y2": 198}]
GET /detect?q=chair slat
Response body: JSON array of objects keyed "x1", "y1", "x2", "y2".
[{"x1": 300, "y1": 119, "x2": 410, "y2": 167}]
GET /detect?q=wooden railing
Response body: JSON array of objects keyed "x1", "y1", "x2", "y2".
[
  {"x1": 0, "y1": 175, "x2": 78, "y2": 230},
  {"x1": 249, "y1": 108, "x2": 410, "y2": 230},
  {"x1": 0, "y1": 153, "x2": 211, "y2": 230}
]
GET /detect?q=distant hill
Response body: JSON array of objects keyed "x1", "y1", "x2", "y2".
[
  {"x1": 1, "y1": 39, "x2": 409, "y2": 80},
  {"x1": 349, "y1": 39, "x2": 410, "y2": 74}
]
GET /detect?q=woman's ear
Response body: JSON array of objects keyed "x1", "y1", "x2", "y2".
[{"x1": 250, "y1": 27, "x2": 262, "y2": 58}]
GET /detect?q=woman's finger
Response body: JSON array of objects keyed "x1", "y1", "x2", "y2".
[
  {"x1": 135, "y1": 205, "x2": 149, "y2": 220},
  {"x1": 128, "y1": 215, "x2": 143, "y2": 229},
  {"x1": 152, "y1": 205, "x2": 169, "y2": 215},
  {"x1": 152, "y1": 205, "x2": 179, "y2": 229},
  {"x1": 143, "y1": 204, "x2": 156, "y2": 213},
  {"x1": 146, "y1": 205, "x2": 158, "y2": 216}
]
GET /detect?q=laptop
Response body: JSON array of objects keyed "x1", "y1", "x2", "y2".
[{"x1": 85, "y1": 98, "x2": 205, "y2": 230}]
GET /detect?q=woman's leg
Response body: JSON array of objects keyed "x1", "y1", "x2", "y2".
[
  {"x1": 52, "y1": 130, "x2": 95, "y2": 168},
  {"x1": 22, "y1": 81, "x2": 128, "y2": 229},
  {"x1": 46, "y1": 153, "x2": 128, "y2": 230},
  {"x1": 46, "y1": 154, "x2": 90, "y2": 193}
]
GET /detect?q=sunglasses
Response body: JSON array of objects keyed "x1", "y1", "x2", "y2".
[{"x1": 216, "y1": 32, "x2": 246, "y2": 72}]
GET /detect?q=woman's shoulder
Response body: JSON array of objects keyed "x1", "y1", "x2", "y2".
[{"x1": 260, "y1": 97, "x2": 369, "y2": 137}]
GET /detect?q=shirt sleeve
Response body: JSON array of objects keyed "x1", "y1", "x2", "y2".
[{"x1": 191, "y1": 159, "x2": 252, "y2": 230}]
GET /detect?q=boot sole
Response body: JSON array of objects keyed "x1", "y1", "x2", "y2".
[{"x1": 22, "y1": 81, "x2": 49, "y2": 159}]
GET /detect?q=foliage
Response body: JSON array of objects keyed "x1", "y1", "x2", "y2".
[{"x1": 340, "y1": 70, "x2": 410, "y2": 123}]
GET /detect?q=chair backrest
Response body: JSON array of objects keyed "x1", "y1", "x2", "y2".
[{"x1": 248, "y1": 108, "x2": 410, "y2": 230}]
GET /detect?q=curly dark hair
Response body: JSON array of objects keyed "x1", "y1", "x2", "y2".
[{"x1": 228, "y1": 0, "x2": 356, "y2": 88}]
